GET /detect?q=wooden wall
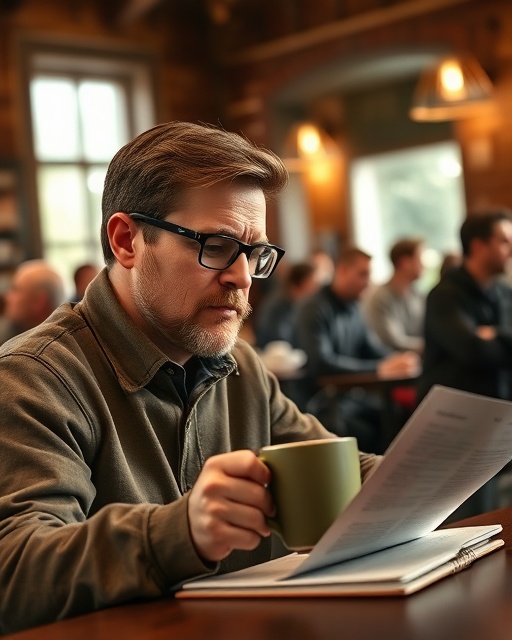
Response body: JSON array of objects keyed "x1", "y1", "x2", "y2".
[
  {"x1": 220, "y1": 0, "x2": 512, "y2": 242},
  {"x1": 0, "y1": 0, "x2": 216, "y2": 157},
  {"x1": 0, "y1": 0, "x2": 218, "y2": 265},
  {"x1": 2, "y1": 0, "x2": 512, "y2": 258}
]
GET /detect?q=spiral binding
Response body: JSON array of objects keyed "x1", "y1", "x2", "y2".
[{"x1": 450, "y1": 547, "x2": 478, "y2": 573}]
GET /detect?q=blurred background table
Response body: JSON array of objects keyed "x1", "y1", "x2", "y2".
[{"x1": 318, "y1": 371, "x2": 420, "y2": 451}]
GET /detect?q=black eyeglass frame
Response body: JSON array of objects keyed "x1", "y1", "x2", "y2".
[{"x1": 128, "y1": 212, "x2": 285, "y2": 278}]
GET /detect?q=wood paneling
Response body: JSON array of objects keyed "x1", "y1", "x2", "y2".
[{"x1": 2, "y1": 0, "x2": 512, "y2": 250}]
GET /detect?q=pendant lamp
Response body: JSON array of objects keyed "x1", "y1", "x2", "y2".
[{"x1": 410, "y1": 53, "x2": 493, "y2": 122}]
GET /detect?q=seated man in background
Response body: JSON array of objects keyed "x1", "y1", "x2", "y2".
[
  {"x1": 254, "y1": 260, "x2": 321, "y2": 348},
  {"x1": 0, "y1": 259, "x2": 65, "y2": 344},
  {"x1": 0, "y1": 122, "x2": 380, "y2": 634},
  {"x1": 295, "y1": 247, "x2": 420, "y2": 453},
  {"x1": 70, "y1": 262, "x2": 100, "y2": 302},
  {"x1": 419, "y1": 210, "x2": 512, "y2": 401},
  {"x1": 419, "y1": 209, "x2": 512, "y2": 519},
  {"x1": 363, "y1": 237, "x2": 425, "y2": 355}
]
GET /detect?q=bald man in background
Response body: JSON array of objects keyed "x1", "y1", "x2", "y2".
[{"x1": 0, "y1": 260, "x2": 65, "y2": 344}]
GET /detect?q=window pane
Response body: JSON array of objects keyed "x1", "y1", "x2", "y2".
[
  {"x1": 79, "y1": 81, "x2": 128, "y2": 161},
  {"x1": 87, "y1": 165, "x2": 107, "y2": 237},
  {"x1": 45, "y1": 244, "x2": 92, "y2": 298},
  {"x1": 350, "y1": 141, "x2": 465, "y2": 291},
  {"x1": 30, "y1": 77, "x2": 80, "y2": 160},
  {"x1": 37, "y1": 166, "x2": 88, "y2": 244}
]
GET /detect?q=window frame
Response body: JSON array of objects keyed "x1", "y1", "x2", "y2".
[{"x1": 18, "y1": 39, "x2": 158, "y2": 280}]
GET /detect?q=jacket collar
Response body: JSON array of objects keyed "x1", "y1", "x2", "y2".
[
  {"x1": 77, "y1": 269, "x2": 236, "y2": 392},
  {"x1": 448, "y1": 265, "x2": 497, "y2": 297},
  {"x1": 325, "y1": 284, "x2": 356, "y2": 310}
]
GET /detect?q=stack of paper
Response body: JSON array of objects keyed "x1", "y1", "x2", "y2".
[{"x1": 177, "y1": 386, "x2": 512, "y2": 598}]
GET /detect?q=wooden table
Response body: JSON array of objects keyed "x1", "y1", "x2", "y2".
[
  {"x1": 318, "y1": 372, "x2": 419, "y2": 451},
  {"x1": 9, "y1": 507, "x2": 512, "y2": 640}
]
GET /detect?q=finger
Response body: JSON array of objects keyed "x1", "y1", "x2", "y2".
[
  {"x1": 204, "y1": 450, "x2": 272, "y2": 486},
  {"x1": 189, "y1": 491, "x2": 271, "y2": 561},
  {"x1": 199, "y1": 471, "x2": 275, "y2": 518},
  {"x1": 196, "y1": 520, "x2": 269, "y2": 561},
  {"x1": 209, "y1": 499, "x2": 272, "y2": 539},
  {"x1": 225, "y1": 476, "x2": 275, "y2": 517}
]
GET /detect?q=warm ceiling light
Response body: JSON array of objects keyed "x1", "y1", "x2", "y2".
[
  {"x1": 282, "y1": 122, "x2": 339, "y2": 171},
  {"x1": 410, "y1": 53, "x2": 493, "y2": 122},
  {"x1": 297, "y1": 124, "x2": 323, "y2": 156},
  {"x1": 439, "y1": 60, "x2": 466, "y2": 100}
]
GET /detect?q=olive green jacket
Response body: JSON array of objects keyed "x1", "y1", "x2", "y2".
[{"x1": 0, "y1": 270, "x2": 379, "y2": 633}]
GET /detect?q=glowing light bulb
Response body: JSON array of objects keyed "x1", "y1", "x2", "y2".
[
  {"x1": 439, "y1": 60, "x2": 467, "y2": 101},
  {"x1": 297, "y1": 124, "x2": 322, "y2": 156}
]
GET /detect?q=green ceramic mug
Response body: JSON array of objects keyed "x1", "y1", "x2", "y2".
[{"x1": 259, "y1": 438, "x2": 361, "y2": 551}]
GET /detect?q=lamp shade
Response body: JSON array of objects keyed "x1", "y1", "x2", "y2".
[{"x1": 410, "y1": 53, "x2": 493, "y2": 122}]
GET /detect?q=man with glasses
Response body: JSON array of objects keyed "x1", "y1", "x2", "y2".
[{"x1": 0, "y1": 121, "x2": 379, "y2": 633}]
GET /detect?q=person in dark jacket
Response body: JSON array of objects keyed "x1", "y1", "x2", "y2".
[
  {"x1": 295, "y1": 247, "x2": 420, "y2": 453},
  {"x1": 419, "y1": 209, "x2": 512, "y2": 520},
  {"x1": 254, "y1": 260, "x2": 321, "y2": 348},
  {"x1": 419, "y1": 210, "x2": 512, "y2": 402}
]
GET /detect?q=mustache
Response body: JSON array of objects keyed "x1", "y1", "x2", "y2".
[{"x1": 198, "y1": 293, "x2": 252, "y2": 318}]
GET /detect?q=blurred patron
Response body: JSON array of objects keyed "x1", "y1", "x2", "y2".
[
  {"x1": 71, "y1": 263, "x2": 100, "y2": 302},
  {"x1": 254, "y1": 260, "x2": 321, "y2": 348},
  {"x1": 419, "y1": 210, "x2": 512, "y2": 518},
  {"x1": 295, "y1": 247, "x2": 420, "y2": 452},
  {"x1": 439, "y1": 252, "x2": 462, "y2": 279},
  {"x1": 363, "y1": 238, "x2": 425, "y2": 354},
  {"x1": 0, "y1": 260, "x2": 65, "y2": 344},
  {"x1": 419, "y1": 210, "x2": 512, "y2": 402}
]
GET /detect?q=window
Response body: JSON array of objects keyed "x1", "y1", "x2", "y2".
[
  {"x1": 350, "y1": 141, "x2": 465, "y2": 291},
  {"x1": 24, "y1": 45, "x2": 156, "y2": 294}
]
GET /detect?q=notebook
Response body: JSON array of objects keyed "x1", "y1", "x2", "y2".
[{"x1": 177, "y1": 386, "x2": 512, "y2": 598}]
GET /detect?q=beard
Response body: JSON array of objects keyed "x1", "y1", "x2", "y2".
[
  {"x1": 134, "y1": 249, "x2": 252, "y2": 358},
  {"x1": 173, "y1": 293, "x2": 252, "y2": 357}
]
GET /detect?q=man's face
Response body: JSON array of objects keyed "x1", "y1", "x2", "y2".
[
  {"x1": 5, "y1": 270, "x2": 38, "y2": 330},
  {"x1": 403, "y1": 247, "x2": 424, "y2": 281},
  {"x1": 337, "y1": 256, "x2": 371, "y2": 301},
  {"x1": 128, "y1": 182, "x2": 267, "y2": 364},
  {"x1": 484, "y1": 220, "x2": 512, "y2": 275}
]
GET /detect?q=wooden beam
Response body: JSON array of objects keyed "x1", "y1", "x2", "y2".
[
  {"x1": 225, "y1": 0, "x2": 476, "y2": 66},
  {"x1": 117, "y1": 0, "x2": 166, "y2": 26}
]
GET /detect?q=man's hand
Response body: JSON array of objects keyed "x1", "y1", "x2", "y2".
[
  {"x1": 476, "y1": 325, "x2": 497, "y2": 341},
  {"x1": 377, "y1": 351, "x2": 421, "y2": 379},
  {"x1": 188, "y1": 450, "x2": 274, "y2": 563}
]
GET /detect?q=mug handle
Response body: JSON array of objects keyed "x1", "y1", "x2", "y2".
[{"x1": 258, "y1": 455, "x2": 283, "y2": 538}]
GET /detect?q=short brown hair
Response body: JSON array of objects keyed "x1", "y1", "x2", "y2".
[
  {"x1": 286, "y1": 262, "x2": 316, "y2": 287},
  {"x1": 460, "y1": 209, "x2": 512, "y2": 257},
  {"x1": 337, "y1": 246, "x2": 371, "y2": 266},
  {"x1": 101, "y1": 121, "x2": 289, "y2": 266},
  {"x1": 389, "y1": 238, "x2": 423, "y2": 267}
]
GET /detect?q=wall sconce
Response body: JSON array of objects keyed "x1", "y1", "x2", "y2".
[
  {"x1": 281, "y1": 122, "x2": 340, "y2": 172},
  {"x1": 409, "y1": 53, "x2": 494, "y2": 122}
]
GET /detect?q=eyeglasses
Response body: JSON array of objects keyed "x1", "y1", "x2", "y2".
[{"x1": 128, "y1": 213, "x2": 285, "y2": 279}]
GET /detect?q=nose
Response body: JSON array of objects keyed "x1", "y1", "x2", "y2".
[{"x1": 218, "y1": 252, "x2": 252, "y2": 290}]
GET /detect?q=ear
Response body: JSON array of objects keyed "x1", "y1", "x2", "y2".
[
  {"x1": 107, "y1": 213, "x2": 139, "y2": 268},
  {"x1": 31, "y1": 289, "x2": 46, "y2": 312},
  {"x1": 470, "y1": 237, "x2": 485, "y2": 257}
]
